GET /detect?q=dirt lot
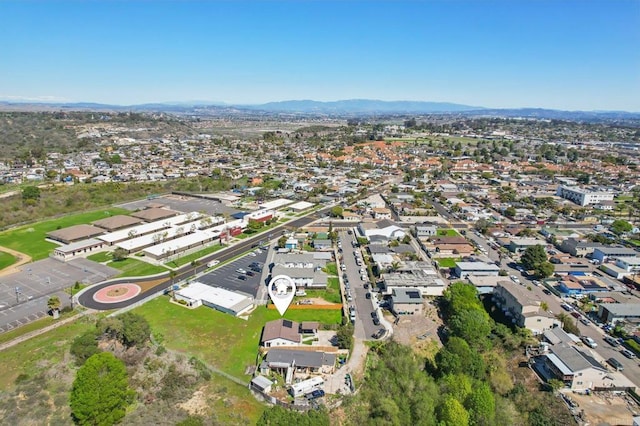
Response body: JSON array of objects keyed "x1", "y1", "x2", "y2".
[
  {"x1": 568, "y1": 391, "x2": 640, "y2": 426},
  {"x1": 391, "y1": 301, "x2": 443, "y2": 355}
]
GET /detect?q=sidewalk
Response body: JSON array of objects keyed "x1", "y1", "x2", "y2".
[{"x1": 0, "y1": 309, "x2": 95, "y2": 352}]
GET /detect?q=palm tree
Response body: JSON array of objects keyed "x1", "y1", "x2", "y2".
[{"x1": 47, "y1": 296, "x2": 61, "y2": 315}]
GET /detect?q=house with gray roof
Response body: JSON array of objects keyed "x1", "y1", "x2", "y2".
[
  {"x1": 598, "y1": 303, "x2": 640, "y2": 325},
  {"x1": 261, "y1": 348, "x2": 336, "y2": 381},
  {"x1": 544, "y1": 344, "x2": 610, "y2": 391}
]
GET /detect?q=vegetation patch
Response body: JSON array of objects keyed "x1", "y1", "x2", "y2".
[
  {"x1": 108, "y1": 257, "x2": 168, "y2": 277},
  {"x1": 0, "y1": 250, "x2": 17, "y2": 270},
  {"x1": 0, "y1": 208, "x2": 128, "y2": 260},
  {"x1": 86, "y1": 251, "x2": 112, "y2": 263},
  {"x1": 164, "y1": 243, "x2": 224, "y2": 268},
  {"x1": 437, "y1": 228, "x2": 460, "y2": 236},
  {"x1": 437, "y1": 257, "x2": 460, "y2": 268}
]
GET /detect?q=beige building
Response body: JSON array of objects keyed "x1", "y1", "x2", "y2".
[{"x1": 493, "y1": 281, "x2": 559, "y2": 335}]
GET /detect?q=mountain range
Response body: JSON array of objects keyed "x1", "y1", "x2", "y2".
[{"x1": 0, "y1": 99, "x2": 638, "y2": 121}]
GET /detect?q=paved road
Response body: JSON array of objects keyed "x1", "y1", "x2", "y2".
[
  {"x1": 79, "y1": 206, "x2": 334, "y2": 310},
  {"x1": 340, "y1": 231, "x2": 379, "y2": 340}
]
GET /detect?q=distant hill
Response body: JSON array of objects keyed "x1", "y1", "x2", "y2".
[
  {"x1": 246, "y1": 99, "x2": 483, "y2": 114},
  {"x1": 1, "y1": 100, "x2": 639, "y2": 122}
]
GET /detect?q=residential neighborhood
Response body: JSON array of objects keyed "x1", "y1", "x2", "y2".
[{"x1": 0, "y1": 109, "x2": 639, "y2": 425}]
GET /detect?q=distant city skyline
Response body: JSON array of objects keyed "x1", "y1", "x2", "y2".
[{"x1": 1, "y1": 1, "x2": 638, "y2": 111}]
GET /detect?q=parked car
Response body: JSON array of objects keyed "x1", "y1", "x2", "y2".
[
  {"x1": 246, "y1": 271, "x2": 255, "y2": 277},
  {"x1": 237, "y1": 275, "x2": 247, "y2": 280},
  {"x1": 236, "y1": 268, "x2": 246, "y2": 274},
  {"x1": 561, "y1": 303, "x2": 573, "y2": 312},
  {"x1": 581, "y1": 336, "x2": 597, "y2": 348},
  {"x1": 579, "y1": 317, "x2": 590, "y2": 326},
  {"x1": 307, "y1": 389, "x2": 325, "y2": 400},
  {"x1": 373, "y1": 317, "x2": 380, "y2": 326},
  {"x1": 510, "y1": 275, "x2": 520, "y2": 284},
  {"x1": 621, "y1": 349, "x2": 636, "y2": 359},
  {"x1": 607, "y1": 357, "x2": 624, "y2": 371},
  {"x1": 578, "y1": 334, "x2": 594, "y2": 346},
  {"x1": 604, "y1": 336, "x2": 621, "y2": 347}
]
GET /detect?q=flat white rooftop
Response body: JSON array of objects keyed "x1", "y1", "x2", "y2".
[{"x1": 177, "y1": 282, "x2": 253, "y2": 312}]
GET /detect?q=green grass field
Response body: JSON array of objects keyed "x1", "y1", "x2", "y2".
[
  {"x1": 87, "y1": 251, "x2": 112, "y2": 263},
  {"x1": 0, "y1": 208, "x2": 129, "y2": 260},
  {"x1": 0, "y1": 250, "x2": 17, "y2": 270},
  {"x1": 437, "y1": 257, "x2": 460, "y2": 268},
  {"x1": 135, "y1": 298, "x2": 341, "y2": 379},
  {"x1": 437, "y1": 228, "x2": 460, "y2": 237},
  {"x1": 107, "y1": 257, "x2": 168, "y2": 277},
  {"x1": 163, "y1": 243, "x2": 224, "y2": 268}
]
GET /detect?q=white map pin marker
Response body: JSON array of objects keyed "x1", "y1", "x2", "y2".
[{"x1": 268, "y1": 275, "x2": 296, "y2": 316}]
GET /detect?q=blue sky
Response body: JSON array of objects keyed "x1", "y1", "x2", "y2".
[{"x1": 1, "y1": 1, "x2": 638, "y2": 110}]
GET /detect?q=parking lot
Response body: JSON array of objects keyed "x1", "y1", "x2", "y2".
[
  {"x1": 117, "y1": 193, "x2": 241, "y2": 217},
  {"x1": 197, "y1": 246, "x2": 270, "y2": 300},
  {"x1": 0, "y1": 257, "x2": 119, "y2": 332}
]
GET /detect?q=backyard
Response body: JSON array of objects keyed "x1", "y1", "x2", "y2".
[
  {"x1": 437, "y1": 228, "x2": 460, "y2": 237},
  {"x1": 436, "y1": 257, "x2": 460, "y2": 268},
  {"x1": 134, "y1": 298, "x2": 341, "y2": 380}
]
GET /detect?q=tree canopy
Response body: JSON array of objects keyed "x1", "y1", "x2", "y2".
[
  {"x1": 70, "y1": 352, "x2": 134, "y2": 425},
  {"x1": 611, "y1": 219, "x2": 632, "y2": 235},
  {"x1": 99, "y1": 312, "x2": 150, "y2": 348}
]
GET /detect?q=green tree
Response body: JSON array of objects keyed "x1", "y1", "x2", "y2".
[
  {"x1": 112, "y1": 247, "x2": 128, "y2": 261},
  {"x1": 520, "y1": 245, "x2": 547, "y2": 271},
  {"x1": 70, "y1": 329, "x2": 101, "y2": 366},
  {"x1": 277, "y1": 235, "x2": 287, "y2": 248},
  {"x1": 70, "y1": 352, "x2": 134, "y2": 425},
  {"x1": 535, "y1": 261, "x2": 554, "y2": 278},
  {"x1": 611, "y1": 219, "x2": 632, "y2": 235},
  {"x1": 47, "y1": 295, "x2": 61, "y2": 312},
  {"x1": 438, "y1": 396, "x2": 469, "y2": 426},
  {"x1": 448, "y1": 309, "x2": 492, "y2": 345},
  {"x1": 99, "y1": 312, "x2": 150, "y2": 348},
  {"x1": 22, "y1": 185, "x2": 41, "y2": 201},
  {"x1": 465, "y1": 381, "x2": 495, "y2": 426},
  {"x1": 329, "y1": 206, "x2": 344, "y2": 218},
  {"x1": 436, "y1": 337, "x2": 485, "y2": 380},
  {"x1": 441, "y1": 373, "x2": 472, "y2": 403},
  {"x1": 336, "y1": 323, "x2": 354, "y2": 350},
  {"x1": 503, "y1": 206, "x2": 516, "y2": 218}
]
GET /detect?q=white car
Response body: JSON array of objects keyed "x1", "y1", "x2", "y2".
[
  {"x1": 207, "y1": 260, "x2": 220, "y2": 268},
  {"x1": 581, "y1": 336, "x2": 597, "y2": 348},
  {"x1": 510, "y1": 275, "x2": 520, "y2": 284}
]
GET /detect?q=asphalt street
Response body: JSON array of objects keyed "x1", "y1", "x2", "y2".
[{"x1": 340, "y1": 230, "x2": 380, "y2": 340}]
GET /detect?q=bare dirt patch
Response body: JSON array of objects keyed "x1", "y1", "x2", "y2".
[
  {"x1": 392, "y1": 301, "x2": 443, "y2": 348},
  {"x1": 568, "y1": 391, "x2": 640, "y2": 425},
  {"x1": 106, "y1": 287, "x2": 128, "y2": 297}
]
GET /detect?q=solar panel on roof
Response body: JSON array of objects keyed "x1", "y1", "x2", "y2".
[{"x1": 283, "y1": 319, "x2": 293, "y2": 328}]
